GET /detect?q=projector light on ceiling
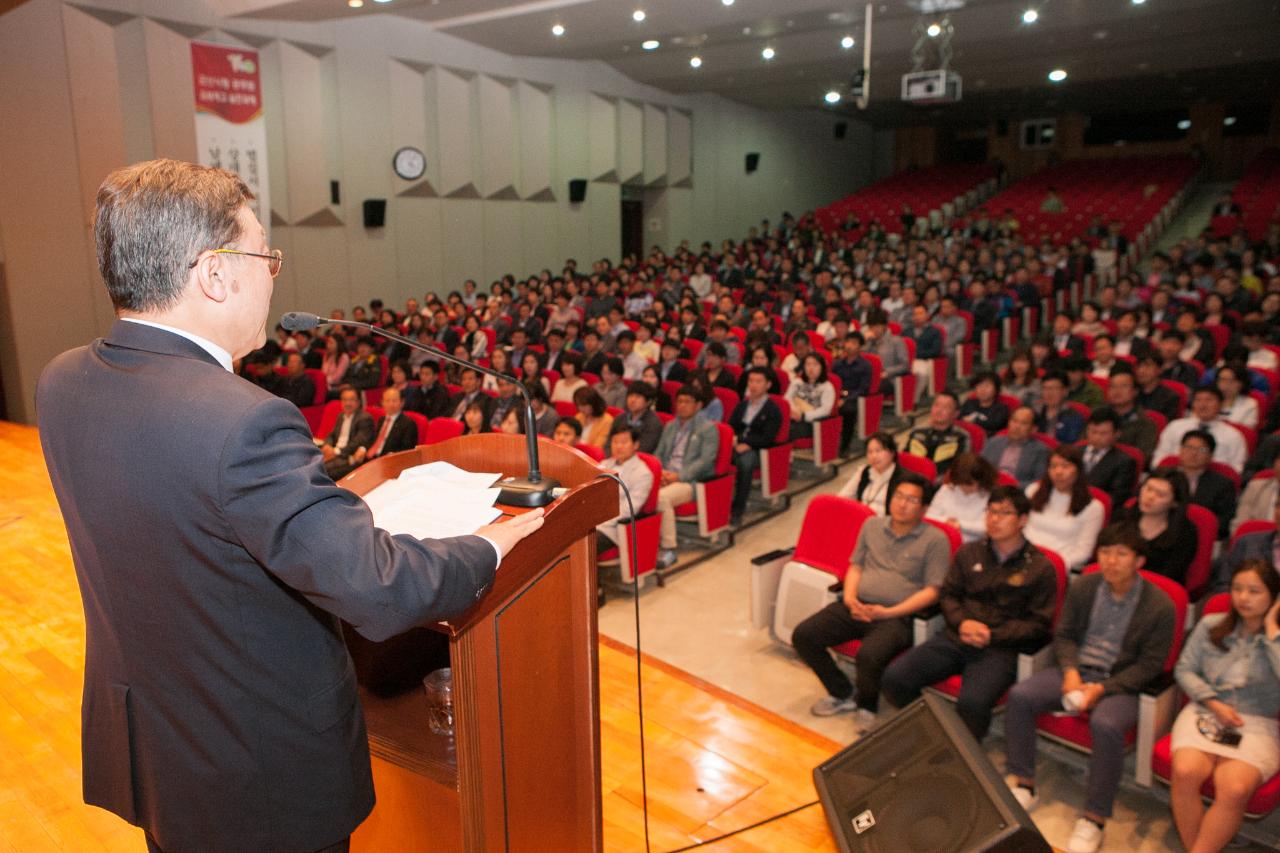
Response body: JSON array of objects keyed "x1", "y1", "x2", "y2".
[{"x1": 841, "y1": 35, "x2": 855, "y2": 49}]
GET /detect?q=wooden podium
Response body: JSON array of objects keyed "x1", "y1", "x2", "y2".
[{"x1": 337, "y1": 435, "x2": 615, "y2": 853}]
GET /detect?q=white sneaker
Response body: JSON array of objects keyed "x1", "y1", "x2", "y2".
[
  {"x1": 810, "y1": 695, "x2": 858, "y2": 716},
  {"x1": 852, "y1": 708, "x2": 878, "y2": 731},
  {"x1": 1005, "y1": 778, "x2": 1038, "y2": 812},
  {"x1": 1066, "y1": 818, "x2": 1104, "y2": 853}
]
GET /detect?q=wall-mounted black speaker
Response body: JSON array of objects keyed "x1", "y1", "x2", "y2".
[
  {"x1": 745, "y1": 152, "x2": 760, "y2": 173},
  {"x1": 997, "y1": 119, "x2": 1010, "y2": 137},
  {"x1": 834, "y1": 122, "x2": 848, "y2": 140},
  {"x1": 330, "y1": 180, "x2": 341, "y2": 205},
  {"x1": 568, "y1": 179, "x2": 588, "y2": 203},
  {"x1": 362, "y1": 199, "x2": 386, "y2": 228},
  {"x1": 813, "y1": 695, "x2": 1049, "y2": 853}
]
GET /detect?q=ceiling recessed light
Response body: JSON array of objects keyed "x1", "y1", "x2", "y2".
[
  {"x1": 841, "y1": 35, "x2": 855, "y2": 49},
  {"x1": 690, "y1": 55, "x2": 702, "y2": 68},
  {"x1": 632, "y1": 9, "x2": 646, "y2": 22},
  {"x1": 1131, "y1": 0, "x2": 1146, "y2": 4},
  {"x1": 348, "y1": 0, "x2": 363, "y2": 6},
  {"x1": 721, "y1": 0, "x2": 734, "y2": 5},
  {"x1": 642, "y1": 39, "x2": 660, "y2": 50},
  {"x1": 761, "y1": 46, "x2": 775, "y2": 60},
  {"x1": 824, "y1": 90, "x2": 841, "y2": 104},
  {"x1": 926, "y1": 23, "x2": 942, "y2": 37},
  {"x1": 1177, "y1": 119, "x2": 1191, "y2": 130},
  {"x1": 551, "y1": 23, "x2": 565, "y2": 36},
  {"x1": 1224, "y1": 116, "x2": 1237, "y2": 126},
  {"x1": 373, "y1": 0, "x2": 392, "y2": 3},
  {"x1": 1047, "y1": 68, "x2": 1067, "y2": 82},
  {"x1": 1022, "y1": 8, "x2": 1038, "y2": 24}
]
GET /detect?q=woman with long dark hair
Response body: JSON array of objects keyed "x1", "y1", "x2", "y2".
[
  {"x1": 1024, "y1": 446, "x2": 1105, "y2": 569},
  {"x1": 1170, "y1": 560, "x2": 1280, "y2": 853},
  {"x1": 836, "y1": 431, "x2": 900, "y2": 516},
  {"x1": 1111, "y1": 467, "x2": 1198, "y2": 586},
  {"x1": 784, "y1": 353, "x2": 835, "y2": 441},
  {"x1": 926, "y1": 452, "x2": 998, "y2": 543}
]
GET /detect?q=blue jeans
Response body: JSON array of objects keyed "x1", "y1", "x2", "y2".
[
  {"x1": 1004, "y1": 667, "x2": 1138, "y2": 819},
  {"x1": 882, "y1": 631, "x2": 1019, "y2": 740}
]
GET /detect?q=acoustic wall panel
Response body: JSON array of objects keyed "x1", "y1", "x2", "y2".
[
  {"x1": 668, "y1": 109, "x2": 692, "y2": 187},
  {"x1": 277, "y1": 41, "x2": 332, "y2": 223},
  {"x1": 142, "y1": 18, "x2": 198, "y2": 162},
  {"x1": 112, "y1": 18, "x2": 155, "y2": 165},
  {"x1": 481, "y1": 201, "x2": 523, "y2": 283},
  {"x1": 433, "y1": 67, "x2": 477, "y2": 198},
  {"x1": 587, "y1": 93, "x2": 617, "y2": 182},
  {"x1": 388, "y1": 59, "x2": 435, "y2": 196},
  {"x1": 642, "y1": 103, "x2": 667, "y2": 186},
  {"x1": 257, "y1": 41, "x2": 291, "y2": 224},
  {"x1": 618, "y1": 99, "x2": 642, "y2": 185},
  {"x1": 439, "y1": 199, "x2": 483, "y2": 291},
  {"x1": 477, "y1": 74, "x2": 516, "y2": 199},
  {"x1": 517, "y1": 81, "x2": 553, "y2": 200},
  {"x1": 61, "y1": 4, "x2": 128, "y2": 225}
]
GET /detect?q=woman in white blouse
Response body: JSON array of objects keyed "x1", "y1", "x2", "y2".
[
  {"x1": 837, "y1": 431, "x2": 900, "y2": 516},
  {"x1": 1216, "y1": 364, "x2": 1259, "y2": 429},
  {"x1": 927, "y1": 452, "x2": 998, "y2": 543},
  {"x1": 784, "y1": 354, "x2": 836, "y2": 441},
  {"x1": 550, "y1": 352, "x2": 587, "y2": 404},
  {"x1": 1024, "y1": 445, "x2": 1105, "y2": 570}
]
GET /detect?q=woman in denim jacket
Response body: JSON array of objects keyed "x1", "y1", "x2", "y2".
[{"x1": 1170, "y1": 559, "x2": 1280, "y2": 853}]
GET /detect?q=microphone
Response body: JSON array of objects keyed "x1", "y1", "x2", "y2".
[{"x1": 281, "y1": 312, "x2": 559, "y2": 507}]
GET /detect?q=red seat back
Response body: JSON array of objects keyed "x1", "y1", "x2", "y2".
[
  {"x1": 923, "y1": 517, "x2": 962, "y2": 557},
  {"x1": 898, "y1": 451, "x2": 937, "y2": 482},
  {"x1": 713, "y1": 387, "x2": 739, "y2": 422},
  {"x1": 634, "y1": 452, "x2": 663, "y2": 515},
  {"x1": 424, "y1": 417, "x2": 464, "y2": 444},
  {"x1": 713, "y1": 422, "x2": 734, "y2": 475},
  {"x1": 1082, "y1": 564, "x2": 1188, "y2": 670},
  {"x1": 793, "y1": 496, "x2": 873, "y2": 580},
  {"x1": 769, "y1": 394, "x2": 790, "y2": 444}
]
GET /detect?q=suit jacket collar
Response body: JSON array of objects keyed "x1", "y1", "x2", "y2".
[{"x1": 105, "y1": 319, "x2": 225, "y2": 369}]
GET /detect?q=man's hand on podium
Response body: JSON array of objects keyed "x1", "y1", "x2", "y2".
[{"x1": 476, "y1": 508, "x2": 546, "y2": 560}]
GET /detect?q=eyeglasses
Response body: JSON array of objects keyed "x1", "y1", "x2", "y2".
[
  {"x1": 985, "y1": 506, "x2": 1019, "y2": 517},
  {"x1": 190, "y1": 247, "x2": 283, "y2": 277},
  {"x1": 892, "y1": 493, "x2": 923, "y2": 505}
]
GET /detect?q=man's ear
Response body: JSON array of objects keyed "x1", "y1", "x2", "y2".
[{"x1": 193, "y1": 252, "x2": 231, "y2": 304}]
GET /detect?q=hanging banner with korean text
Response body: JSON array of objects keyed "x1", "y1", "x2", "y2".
[{"x1": 191, "y1": 41, "x2": 270, "y2": 229}]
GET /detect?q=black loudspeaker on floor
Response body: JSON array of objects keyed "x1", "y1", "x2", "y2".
[{"x1": 813, "y1": 693, "x2": 1050, "y2": 853}]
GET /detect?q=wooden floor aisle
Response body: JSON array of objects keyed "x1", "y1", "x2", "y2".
[{"x1": 0, "y1": 421, "x2": 838, "y2": 852}]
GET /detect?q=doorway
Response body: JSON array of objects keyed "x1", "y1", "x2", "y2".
[{"x1": 620, "y1": 199, "x2": 644, "y2": 262}]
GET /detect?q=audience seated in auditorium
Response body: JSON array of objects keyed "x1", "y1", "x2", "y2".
[
  {"x1": 882, "y1": 485, "x2": 1058, "y2": 740},
  {"x1": 609, "y1": 381, "x2": 663, "y2": 453},
  {"x1": 960, "y1": 371, "x2": 1010, "y2": 437},
  {"x1": 1215, "y1": 364, "x2": 1259, "y2": 429},
  {"x1": 1102, "y1": 367, "x2": 1158, "y2": 461},
  {"x1": 862, "y1": 309, "x2": 909, "y2": 394},
  {"x1": 793, "y1": 472, "x2": 951, "y2": 731},
  {"x1": 317, "y1": 386, "x2": 374, "y2": 481},
  {"x1": 1170, "y1": 560, "x2": 1280, "y2": 853},
  {"x1": 1005, "y1": 523, "x2": 1177, "y2": 853},
  {"x1": 1081, "y1": 409, "x2": 1138, "y2": 510},
  {"x1": 574, "y1": 387, "x2": 614, "y2": 449},
  {"x1": 552, "y1": 416, "x2": 582, "y2": 446},
  {"x1": 907, "y1": 392, "x2": 970, "y2": 477},
  {"x1": 365, "y1": 386, "x2": 418, "y2": 463},
  {"x1": 1112, "y1": 468, "x2": 1198, "y2": 587},
  {"x1": 1002, "y1": 349, "x2": 1043, "y2": 407},
  {"x1": 836, "y1": 431, "x2": 902, "y2": 516},
  {"x1": 831, "y1": 332, "x2": 873, "y2": 455},
  {"x1": 982, "y1": 406, "x2": 1051, "y2": 489},
  {"x1": 653, "y1": 386, "x2": 720, "y2": 569},
  {"x1": 341, "y1": 338, "x2": 381, "y2": 392},
  {"x1": 1024, "y1": 446, "x2": 1105, "y2": 571},
  {"x1": 1135, "y1": 355, "x2": 1182, "y2": 424},
  {"x1": 404, "y1": 361, "x2": 451, "y2": 420},
  {"x1": 1036, "y1": 370, "x2": 1085, "y2": 444},
  {"x1": 728, "y1": 368, "x2": 782, "y2": 525},
  {"x1": 1176, "y1": 429, "x2": 1238, "y2": 541},
  {"x1": 1154, "y1": 386, "x2": 1247, "y2": 474},
  {"x1": 1232, "y1": 454, "x2": 1280, "y2": 534},
  {"x1": 595, "y1": 428, "x2": 654, "y2": 557},
  {"x1": 1050, "y1": 312, "x2": 1087, "y2": 357},
  {"x1": 276, "y1": 353, "x2": 316, "y2": 409},
  {"x1": 926, "y1": 452, "x2": 998, "y2": 543},
  {"x1": 784, "y1": 354, "x2": 836, "y2": 441}
]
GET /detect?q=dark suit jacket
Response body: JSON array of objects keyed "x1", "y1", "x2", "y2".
[
  {"x1": 1085, "y1": 446, "x2": 1138, "y2": 508},
  {"x1": 657, "y1": 359, "x2": 688, "y2": 384},
  {"x1": 609, "y1": 410, "x2": 664, "y2": 454},
  {"x1": 981, "y1": 435, "x2": 1051, "y2": 488},
  {"x1": 404, "y1": 381, "x2": 451, "y2": 420},
  {"x1": 368, "y1": 413, "x2": 418, "y2": 458},
  {"x1": 729, "y1": 397, "x2": 782, "y2": 450},
  {"x1": 36, "y1": 321, "x2": 497, "y2": 853},
  {"x1": 325, "y1": 411, "x2": 375, "y2": 462},
  {"x1": 1187, "y1": 468, "x2": 1237, "y2": 539}
]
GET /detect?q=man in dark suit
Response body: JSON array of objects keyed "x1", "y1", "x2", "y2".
[
  {"x1": 276, "y1": 352, "x2": 318, "y2": 408},
  {"x1": 404, "y1": 360, "x2": 451, "y2": 419},
  {"x1": 728, "y1": 367, "x2": 782, "y2": 524},
  {"x1": 1049, "y1": 312, "x2": 1085, "y2": 356},
  {"x1": 1178, "y1": 429, "x2": 1237, "y2": 540},
  {"x1": 449, "y1": 368, "x2": 493, "y2": 422},
  {"x1": 656, "y1": 339, "x2": 689, "y2": 384},
  {"x1": 36, "y1": 160, "x2": 542, "y2": 853},
  {"x1": 1082, "y1": 409, "x2": 1138, "y2": 509},
  {"x1": 363, "y1": 387, "x2": 418, "y2": 463},
  {"x1": 981, "y1": 406, "x2": 1051, "y2": 488},
  {"x1": 319, "y1": 385, "x2": 376, "y2": 479},
  {"x1": 608, "y1": 381, "x2": 664, "y2": 453}
]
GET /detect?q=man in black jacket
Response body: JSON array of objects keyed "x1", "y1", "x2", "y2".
[
  {"x1": 1004, "y1": 523, "x2": 1176, "y2": 853},
  {"x1": 728, "y1": 367, "x2": 782, "y2": 524},
  {"x1": 404, "y1": 361, "x2": 451, "y2": 420},
  {"x1": 883, "y1": 485, "x2": 1057, "y2": 740},
  {"x1": 608, "y1": 381, "x2": 664, "y2": 454},
  {"x1": 1178, "y1": 430, "x2": 1237, "y2": 540},
  {"x1": 1083, "y1": 409, "x2": 1138, "y2": 509}
]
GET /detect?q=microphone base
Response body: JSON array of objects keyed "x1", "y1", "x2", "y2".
[{"x1": 497, "y1": 476, "x2": 561, "y2": 508}]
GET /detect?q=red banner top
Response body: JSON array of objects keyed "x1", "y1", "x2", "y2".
[{"x1": 191, "y1": 42, "x2": 263, "y2": 124}]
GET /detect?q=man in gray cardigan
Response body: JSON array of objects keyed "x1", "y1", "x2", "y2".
[
  {"x1": 1003, "y1": 523, "x2": 1177, "y2": 853},
  {"x1": 654, "y1": 385, "x2": 721, "y2": 567}
]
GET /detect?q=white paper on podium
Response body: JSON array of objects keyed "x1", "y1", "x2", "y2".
[{"x1": 363, "y1": 461, "x2": 504, "y2": 540}]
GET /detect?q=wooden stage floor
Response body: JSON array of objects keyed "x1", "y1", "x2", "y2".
[{"x1": 0, "y1": 421, "x2": 839, "y2": 852}]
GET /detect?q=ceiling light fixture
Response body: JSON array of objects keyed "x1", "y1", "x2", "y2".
[
  {"x1": 824, "y1": 90, "x2": 841, "y2": 104},
  {"x1": 632, "y1": 9, "x2": 646, "y2": 22},
  {"x1": 1131, "y1": 0, "x2": 1146, "y2": 4},
  {"x1": 642, "y1": 39, "x2": 660, "y2": 50},
  {"x1": 373, "y1": 0, "x2": 392, "y2": 3},
  {"x1": 926, "y1": 23, "x2": 942, "y2": 37},
  {"x1": 1224, "y1": 116, "x2": 1237, "y2": 126},
  {"x1": 761, "y1": 46, "x2": 775, "y2": 60},
  {"x1": 841, "y1": 35, "x2": 855, "y2": 49},
  {"x1": 348, "y1": 0, "x2": 363, "y2": 6},
  {"x1": 551, "y1": 23, "x2": 565, "y2": 36},
  {"x1": 1047, "y1": 68, "x2": 1067, "y2": 82},
  {"x1": 1177, "y1": 119, "x2": 1191, "y2": 130},
  {"x1": 1022, "y1": 8, "x2": 1038, "y2": 24},
  {"x1": 690, "y1": 55, "x2": 702, "y2": 68},
  {"x1": 721, "y1": 0, "x2": 735, "y2": 5}
]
